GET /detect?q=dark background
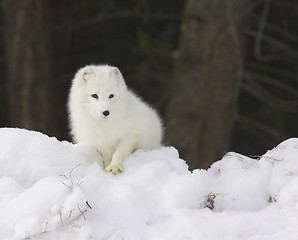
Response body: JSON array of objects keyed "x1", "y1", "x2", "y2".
[{"x1": 1, "y1": 0, "x2": 298, "y2": 169}]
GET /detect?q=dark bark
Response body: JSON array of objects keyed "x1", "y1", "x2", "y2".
[
  {"x1": 166, "y1": 0, "x2": 245, "y2": 169},
  {"x1": 2, "y1": 0, "x2": 52, "y2": 133}
]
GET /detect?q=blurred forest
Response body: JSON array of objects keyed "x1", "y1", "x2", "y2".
[{"x1": 0, "y1": 0, "x2": 298, "y2": 169}]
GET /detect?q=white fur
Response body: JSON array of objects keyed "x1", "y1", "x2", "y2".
[{"x1": 68, "y1": 65, "x2": 163, "y2": 174}]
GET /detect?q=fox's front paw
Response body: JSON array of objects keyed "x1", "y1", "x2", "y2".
[{"x1": 105, "y1": 163, "x2": 124, "y2": 175}]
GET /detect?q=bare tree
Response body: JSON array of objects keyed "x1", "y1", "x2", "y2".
[
  {"x1": 2, "y1": 0, "x2": 53, "y2": 133},
  {"x1": 166, "y1": 0, "x2": 246, "y2": 169}
]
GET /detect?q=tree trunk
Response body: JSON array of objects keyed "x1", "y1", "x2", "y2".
[
  {"x1": 166, "y1": 0, "x2": 245, "y2": 169},
  {"x1": 2, "y1": 0, "x2": 52, "y2": 133}
]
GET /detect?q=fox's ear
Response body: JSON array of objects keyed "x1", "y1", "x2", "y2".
[
  {"x1": 77, "y1": 66, "x2": 95, "y2": 85},
  {"x1": 109, "y1": 67, "x2": 126, "y2": 86},
  {"x1": 83, "y1": 70, "x2": 94, "y2": 82},
  {"x1": 110, "y1": 67, "x2": 120, "y2": 76}
]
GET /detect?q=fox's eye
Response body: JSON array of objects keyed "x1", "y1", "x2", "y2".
[
  {"x1": 91, "y1": 94, "x2": 98, "y2": 99},
  {"x1": 109, "y1": 94, "x2": 114, "y2": 99}
]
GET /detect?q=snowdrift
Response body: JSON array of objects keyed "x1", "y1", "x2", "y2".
[{"x1": 1, "y1": 128, "x2": 298, "y2": 239}]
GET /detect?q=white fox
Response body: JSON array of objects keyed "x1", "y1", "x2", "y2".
[{"x1": 68, "y1": 65, "x2": 163, "y2": 174}]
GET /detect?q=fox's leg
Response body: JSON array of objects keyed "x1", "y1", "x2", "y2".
[
  {"x1": 96, "y1": 149, "x2": 108, "y2": 168},
  {"x1": 105, "y1": 135, "x2": 139, "y2": 174}
]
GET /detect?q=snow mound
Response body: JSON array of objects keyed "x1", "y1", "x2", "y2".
[{"x1": 1, "y1": 128, "x2": 298, "y2": 239}]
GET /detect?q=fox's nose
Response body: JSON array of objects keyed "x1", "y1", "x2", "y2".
[{"x1": 103, "y1": 110, "x2": 110, "y2": 117}]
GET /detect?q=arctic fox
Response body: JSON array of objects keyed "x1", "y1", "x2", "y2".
[{"x1": 68, "y1": 65, "x2": 163, "y2": 174}]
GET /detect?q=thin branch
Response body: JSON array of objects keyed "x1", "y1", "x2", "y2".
[
  {"x1": 246, "y1": 61, "x2": 298, "y2": 82},
  {"x1": 77, "y1": 205, "x2": 87, "y2": 224},
  {"x1": 59, "y1": 211, "x2": 64, "y2": 226},
  {"x1": 59, "y1": 174, "x2": 69, "y2": 180},
  {"x1": 61, "y1": 180, "x2": 72, "y2": 189},
  {"x1": 67, "y1": 210, "x2": 81, "y2": 228},
  {"x1": 86, "y1": 201, "x2": 92, "y2": 209},
  {"x1": 52, "y1": 11, "x2": 181, "y2": 31},
  {"x1": 225, "y1": 0, "x2": 242, "y2": 70},
  {"x1": 243, "y1": 27, "x2": 298, "y2": 59},
  {"x1": 69, "y1": 164, "x2": 81, "y2": 186},
  {"x1": 251, "y1": 155, "x2": 282, "y2": 162},
  {"x1": 239, "y1": 116, "x2": 286, "y2": 138},
  {"x1": 249, "y1": 13, "x2": 298, "y2": 44},
  {"x1": 59, "y1": 164, "x2": 81, "y2": 188},
  {"x1": 245, "y1": 71, "x2": 298, "y2": 96},
  {"x1": 77, "y1": 177, "x2": 85, "y2": 186},
  {"x1": 242, "y1": 73, "x2": 298, "y2": 112},
  {"x1": 254, "y1": 0, "x2": 271, "y2": 61}
]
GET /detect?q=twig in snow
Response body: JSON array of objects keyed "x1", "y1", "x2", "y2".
[
  {"x1": 65, "y1": 205, "x2": 88, "y2": 228},
  {"x1": 60, "y1": 179, "x2": 73, "y2": 189},
  {"x1": 77, "y1": 204, "x2": 87, "y2": 223},
  {"x1": 269, "y1": 195, "x2": 277, "y2": 203},
  {"x1": 77, "y1": 177, "x2": 85, "y2": 186},
  {"x1": 69, "y1": 164, "x2": 81, "y2": 185},
  {"x1": 59, "y1": 210, "x2": 64, "y2": 226},
  {"x1": 59, "y1": 164, "x2": 83, "y2": 188},
  {"x1": 67, "y1": 209, "x2": 81, "y2": 228},
  {"x1": 203, "y1": 192, "x2": 228, "y2": 210},
  {"x1": 86, "y1": 201, "x2": 92, "y2": 209},
  {"x1": 251, "y1": 155, "x2": 283, "y2": 164},
  {"x1": 59, "y1": 201, "x2": 91, "y2": 229}
]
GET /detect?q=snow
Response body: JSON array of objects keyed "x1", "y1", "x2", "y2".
[{"x1": 1, "y1": 128, "x2": 298, "y2": 239}]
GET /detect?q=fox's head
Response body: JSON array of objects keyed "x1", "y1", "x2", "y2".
[{"x1": 73, "y1": 65, "x2": 127, "y2": 120}]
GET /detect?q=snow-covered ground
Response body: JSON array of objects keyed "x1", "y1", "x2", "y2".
[{"x1": 1, "y1": 128, "x2": 298, "y2": 239}]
